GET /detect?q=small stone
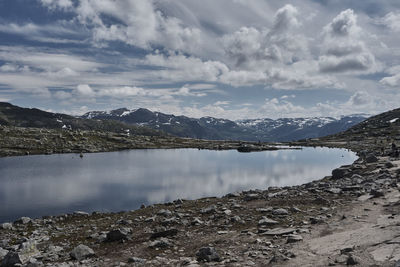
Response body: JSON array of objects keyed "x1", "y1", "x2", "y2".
[
  {"x1": 128, "y1": 257, "x2": 146, "y2": 264},
  {"x1": 258, "y1": 217, "x2": 278, "y2": 226},
  {"x1": 262, "y1": 228, "x2": 296, "y2": 236},
  {"x1": 106, "y1": 229, "x2": 128, "y2": 242},
  {"x1": 191, "y1": 217, "x2": 203, "y2": 226},
  {"x1": 70, "y1": 244, "x2": 95, "y2": 261},
  {"x1": 286, "y1": 234, "x2": 303, "y2": 243},
  {"x1": 196, "y1": 247, "x2": 220, "y2": 262}
]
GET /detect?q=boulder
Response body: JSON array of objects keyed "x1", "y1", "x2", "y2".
[
  {"x1": 69, "y1": 244, "x2": 95, "y2": 261},
  {"x1": 106, "y1": 229, "x2": 128, "y2": 242},
  {"x1": 272, "y1": 208, "x2": 289, "y2": 216},
  {"x1": 365, "y1": 154, "x2": 378, "y2": 163},
  {"x1": 14, "y1": 217, "x2": 31, "y2": 225},
  {"x1": 332, "y1": 168, "x2": 349, "y2": 179},
  {"x1": 286, "y1": 234, "x2": 303, "y2": 243},
  {"x1": 196, "y1": 247, "x2": 220, "y2": 262}
]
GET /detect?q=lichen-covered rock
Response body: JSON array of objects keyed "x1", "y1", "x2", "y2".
[{"x1": 69, "y1": 244, "x2": 95, "y2": 261}]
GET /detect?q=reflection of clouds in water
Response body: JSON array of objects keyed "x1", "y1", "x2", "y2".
[{"x1": 0, "y1": 148, "x2": 357, "y2": 222}]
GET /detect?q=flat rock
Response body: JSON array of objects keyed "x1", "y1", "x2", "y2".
[
  {"x1": 258, "y1": 217, "x2": 278, "y2": 226},
  {"x1": 70, "y1": 244, "x2": 95, "y2": 261},
  {"x1": 0, "y1": 223, "x2": 12, "y2": 230},
  {"x1": 262, "y1": 228, "x2": 296, "y2": 236},
  {"x1": 287, "y1": 234, "x2": 303, "y2": 243},
  {"x1": 151, "y1": 228, "x2": 178, "y2": 239}
]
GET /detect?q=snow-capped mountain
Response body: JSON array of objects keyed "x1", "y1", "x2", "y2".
[{"x1": 82, "y1": 108, "x2": 369, "y2": 141}]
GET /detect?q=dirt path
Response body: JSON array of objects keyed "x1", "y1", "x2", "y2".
[{"x1": 285, "y1": 187, "x2": 400, "y2": 266}]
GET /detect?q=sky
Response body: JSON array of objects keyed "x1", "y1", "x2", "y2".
[{"x1": 0, "y1": 0, "x2": 400, "y2": 120}]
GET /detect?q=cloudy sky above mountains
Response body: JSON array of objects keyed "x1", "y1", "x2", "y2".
[{"x1": 0, "y1": 0, "x2": 400, "y2": 119}]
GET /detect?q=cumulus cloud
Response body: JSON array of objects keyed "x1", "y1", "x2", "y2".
[
  {"x1": 318, "y1": 9, "x2": 378, "y2": 74},
  {"x1": 380, "y1": 65, "x2": 400, "y2": 87},
  {"x1": 375, "y1": 12, "x2": 400, "y2": 32},
  {"x1": 73, "y1": 0, "x2": 201, "y2": 52}
]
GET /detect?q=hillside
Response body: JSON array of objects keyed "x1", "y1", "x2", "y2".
[{"x1": 0, "y1": 102, "x2": 162, "y2": 137}]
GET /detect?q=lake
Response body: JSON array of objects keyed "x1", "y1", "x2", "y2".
[{"x1": 0, "y1": 147, "x2": 357, "y2": 223}]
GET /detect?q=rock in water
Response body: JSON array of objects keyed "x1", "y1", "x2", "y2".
[
  {"x1": 196, "y1": 247, "x2": 220, "y2": 262},
  {"x1": 70, "y1": 244, "x2": 95, "y2": 261}
]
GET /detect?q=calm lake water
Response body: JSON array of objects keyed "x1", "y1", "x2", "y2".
[{"x1": 0, "y1": 147, "x2": 357, "y2": 223}]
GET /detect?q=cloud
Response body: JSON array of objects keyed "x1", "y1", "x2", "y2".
[
  {"x1": 76, "y1": 84, "x2": 94, "y2": 96},
  {"x1": 40, "y1": 0, "x2": 73, "y2": 10},
  {"x1": 318, "y1": 9, "x2": 378, "y2": 74},
  {"x1": 375, "y1": 11, "x2": 400, "y2": 32}
]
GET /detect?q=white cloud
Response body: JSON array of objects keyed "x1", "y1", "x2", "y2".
[
  {"x1": 40, "y1": 0, "x2": 73, "y2": 10},
  {"x1": 375, "y1": 12, "x2": 400, "y2": 32},
  {"x1": 76, "y1": 84, "x2": 94, "y2": 96},
  {"x1": 318, "y1": 9, "x2": 378, "y2": 74},
  {"x1": 380, "y1": 65, "x2": 400, "y2": 87}
]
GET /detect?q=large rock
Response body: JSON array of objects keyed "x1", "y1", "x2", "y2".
[
  {"x1": 365, "y1": 154, "x2": 378, "y2": 163},
  {"x1": 69, "y1": 244, "x2": 95, "y2": 261},
  {"x1": 196, "y1": 247, "x2": 220, "y2": 262},
  {"x1": 106, "y1": 229, "x2": 128, "y2": 242},
  {"x1": 0, "y1": 248, "x2": 8, "y2": 260},
  {"x1": 286, "y1": 234, "x2": 303, "y2": 243},
  {"x1": 1, "y1": 252, "x2": 23, "y2": 267},
  {"x1": 332, "y1": 167, "x2": 349, "y2": 179},
  {"x1": 272, "y1": 208, "x2": 289, "y2": 216}
]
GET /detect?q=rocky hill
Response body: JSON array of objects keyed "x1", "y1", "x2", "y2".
[
  {"x1": 82, "y1": 107, "x2": 368, "y2": 142},
  {"x1": 0, "y1": 102, "x2": 162, "y2": 137}
]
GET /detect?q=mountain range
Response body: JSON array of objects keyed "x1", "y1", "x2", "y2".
[{"x1": 82, "y1": 107, "x2": 368, "y2": 142}]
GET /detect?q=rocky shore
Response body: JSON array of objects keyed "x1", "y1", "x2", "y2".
[
  {"x1": 0, "y1": 125, "x2": 280, "y2": 158},
  {"x1": 1, "y1": 115, "x2": 400, "y2": 266}
]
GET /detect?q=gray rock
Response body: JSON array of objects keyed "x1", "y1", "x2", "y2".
[
  {"x1": 244, "y1": 193, "x2": 259, "y2": 201},
  {"x1": 14, "y1": 217, "x2": 31, "y2": 224},
  {"x1": 286, "y1": 234, "x2": 303, "y2": 243},
  {"x1": 326, "y1": 188, "x2": 342, "y2": 194},
  {"x1": 366, "y1": 154, "x2": 378, "y2": 163},
  {"x1": 128, "y1": 257, "x2": 146, "y2": 264},
  {"x1": 106, "y1": 229, "x2": 128, "y2": 242},
  {"x1": 157, "y1": 209, "x2": 172, "y2": 216},
  {"x1": 258, "y1": 217, "x2": 278, "y2": 226},
  {"x1": 385, "y1": 161, "x2": 395, "y2": 168},
  {"x1": 200, "y1": 205, "x2": 217, "y2": 214},
  {"x1": 149, "y1": 238, "x2": 171, "y2": 248},
  {"x1": 150, "y1": 228, "x2": 178, "y2": 239},
  {"x1": 310, "y1": 216, "x2": 326, "y2": 224},
  {"x1": 346, "y1": 255, "x2": 360, "y2": 265},
  {"x1": 73, "y1": 211, "x2": 89, "y2": 216},
  {"x1": 262, "y1": 228, "x2": 296, "y2": 236},
  {"x1": 0, "y1": 248, "x2": 8, "y2": 260},
  {"x1": 1, "y1": 252, "x2": 23, "y2": 267},
  {"x1": 0, "y1": 223, "x2": 12, "y2": 230},
  {"x1": 272, "y1": 208, "x2": 289, "y2": 216},
  {"x1": 196, "y1": 247, "x2": 220, "y2": 262},
  {"x1": 332, "y1": 167, "x2": 349, "y2": 179},
  {"x1": 191, "y1": 217, "x2": 203, "y2": 226},
  {"x1": 69, "y1": 244, "x2": 95, "y2": 261},
  {"x1": 370, "y1": 189, "x2": 384, "y2": 198}
]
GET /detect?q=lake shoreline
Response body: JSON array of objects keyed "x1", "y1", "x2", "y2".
[{"x1": 1, "y1": 125, "x2": 400, "y2": 266}]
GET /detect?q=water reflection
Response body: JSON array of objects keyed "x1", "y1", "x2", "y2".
[{"x1": 0, "y1": 147, "x2": 357, "y2": 222}]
